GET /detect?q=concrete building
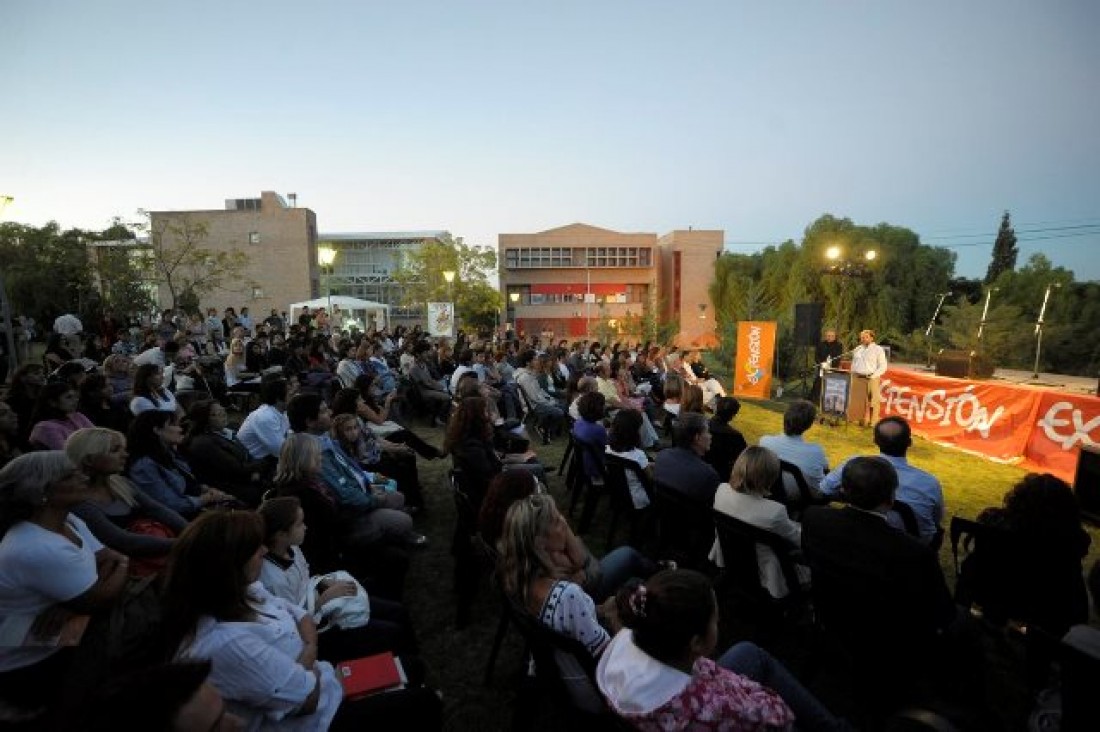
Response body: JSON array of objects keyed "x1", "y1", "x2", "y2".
[
  {"x1": 148, "y1": 191, "x2": 318, "y2": 314},
  {"x1": 315, "y1": 231, "x2": 450, "y2": 326},
  {"x1": 498, "y1": 223, "x2": 722, "y2": 344}
]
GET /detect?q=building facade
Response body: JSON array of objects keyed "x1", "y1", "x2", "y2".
[
  {"x1": 315, "y1": 231, "x2": 449, "y2": 326},
  {"x1": 498, "y1": 223, "x2": 722, "y2": 345},
  {"x1": 148, "y1": 191, "x2": 318, "y2": 314}
]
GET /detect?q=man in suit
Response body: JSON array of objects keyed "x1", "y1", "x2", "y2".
[
  {"x1": 654, "y1": 411, "x2": 721, "y2": 505},
  {"x1": 802, "y1": 456, "x2": 959, "y2": 713}
]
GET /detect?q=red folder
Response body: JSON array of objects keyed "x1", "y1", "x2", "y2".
[{"x1": 336, "y1": 652, "x2": 407, "y2": 699}]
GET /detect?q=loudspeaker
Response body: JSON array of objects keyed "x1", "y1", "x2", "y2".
[
  {"x1": 935, "y1": 349, "x2": 996, "y2": 379},
  {"x1": 793, "y1": 303, "x2": 823, "y2": 347},
  {"x1": 1074, "y1": 445, "x2": 1100, "y2": 525}
]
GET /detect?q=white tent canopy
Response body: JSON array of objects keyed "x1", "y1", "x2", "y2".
[{"x1": 288, "y1": 296, "x2": 391, "y2": 330}]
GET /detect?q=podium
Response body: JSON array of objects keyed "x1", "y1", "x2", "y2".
[{"x1": 820, "y1": 368, "x2": 869, "y2": 423}]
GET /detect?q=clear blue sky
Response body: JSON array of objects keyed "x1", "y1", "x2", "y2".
[{"x1": 3, "y1": 0, "x2": 1098, "y2": 281}]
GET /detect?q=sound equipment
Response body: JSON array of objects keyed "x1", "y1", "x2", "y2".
[
  {"x1": 794, "y1": 303, "x2": 824, "y2": 347},
  {"x1": 1074, "y1": 445, "x2": 1100, "y2": 525},
  {"x1": 934, "y1": 349, "x2": 995, "y2": 380}
]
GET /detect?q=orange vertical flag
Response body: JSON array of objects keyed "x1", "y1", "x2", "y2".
[{"x1": 733, "y1": 321, "x2": 777, "y2": 399}]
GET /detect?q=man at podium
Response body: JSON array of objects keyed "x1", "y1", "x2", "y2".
[{"x1": 850, "y1": 329, "x2": 888, "y2": 425}]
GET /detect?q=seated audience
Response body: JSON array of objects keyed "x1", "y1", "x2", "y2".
[
  {"x1": 127, "y1": 410, "x2": 232, "y2": 519},
  {"x1": 7, "y1": 363, "x2": 47, "y2": 447},
  {"x1": 0, "y1": 452, "x2": 129, "y2": 717},
  {"x1": 77, "y1": 373, "x2": 126, "y2": 432},
  {"x1": 333, "y1": 385, "x2": 441, "y2": 459},
  {"x1": 653, "y1": 412, "x2": 721, "y2": 505},
  {"x1": 705, "y1": 396, "x2": 747, "y2": 481},
  {"x1": 679, "y1": 384, "x2": 706, "y2": 415},
  {"x1": 599, "y1": 569, "x2": 846, "y2": 730},
  {"x1": 572, "y1": 391, "x2": 608, "y2": 481},
  {"x1": 183, "y1": 400, "x2": 269, "y2": 507},
  {"x1": 759, "y1": 400, "x2": 829, "y2": 495},
  {"x1": 161, "y1": 510, "x2": 441, "y2": 730},
  {"x1": 258, "y1": 496, "x2": 417, "y2": 658},
  {"x1": 27, "y1": 382, "x2": 95, "y2": 451},
  {"x1": 820, "y1": 416, "x2": 943, "y2": 545},
  {"x1": 710, "y1": 446, "x2": 807, "y2": 599},
  {"x1": 287, "y1": 393, "x2": 425, "y2": 548},
  {"x1": 330, "y1": 413, "x2": 424, "y2": 511},
  {"x1": 236, "y1": 373, "x2": 292, "y2": 462},
  {"x1": 962, "y1": 472, "x2": 1091, "y2": 636},
  {"x1": 65, "y1": 427, "x2": 187, "y2": 576},
  {"x1": 605, "y1": 408, "x2": 653, "y2": 510},
  {"x1": 129, "y1": 363, "x2": 179, "y2": 416}
]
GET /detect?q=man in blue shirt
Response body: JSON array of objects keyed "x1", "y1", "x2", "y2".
[
  {"x1": 759, "y1": 400, "x2": 830, "y2": 494},
  {"x1": 819, "y1": 416, "x2": 944, "y2": 545}
]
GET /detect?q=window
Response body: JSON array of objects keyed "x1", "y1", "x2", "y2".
[
  {"x1": 248, "y1": 231, "x2": 260, "y2": 245},
  {"x1": 251, "y1": 286, "x2": 264, "y2": 299}
]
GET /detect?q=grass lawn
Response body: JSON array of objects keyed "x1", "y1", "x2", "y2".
[{"x1": 392, "y1": 397, "x2": 1100, "y2": 730}]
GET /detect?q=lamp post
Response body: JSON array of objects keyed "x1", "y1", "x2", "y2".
[
  {"x1": 443, "y1": 270, "x2": 456, "y2": 337},
  {"x1": 1031, "y1": 282, "x2": 1061, "y2": 379},
  {"x1": 318, "y1": 246, "x2": 336, "y2": 313},
  {"x1": 977, "y1": 287, "x2": 998, "y2": 342},
  {"x1": 0, "y1": 196, "x2": 18, "y2": 369},
  {"x1": 821, "y1": 245, "x2": 877, "y2": 336}
]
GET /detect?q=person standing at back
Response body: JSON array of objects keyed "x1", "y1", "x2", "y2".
[{"x1": 849, "y1": 329, "x2": 887, "y2": 425}]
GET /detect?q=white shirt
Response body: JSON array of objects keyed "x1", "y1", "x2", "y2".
[
  {"x1": 130, "y1": 389, "x2": 179, "y2": 416},
  {"x1": 237, "y1": 404, "x2": 290, "y2": 460},
  {"x1": 182, "y1": 583, "x2": 342, "y2": 732},
  {"x1": 0, "y1": 516, "x2": 103, "y2": 671},
  {"x1": 259, "y1": 549, "x2": 311, "y2": 609},
  {"x1": 132, "y1": 347, "x2": 166, "y2": 367},
  {"x1": 710, "y1": 485, "x2": 806, "y2": 599},
  {"x1": 850, "y1": 342, "x2": 888, "y2": 379},
  {"x1": 597, "y1": 629, "x2": 690, "y2": 715},
  {"x1": 606, "y1": 447, "x2": 650, "y2": 509}
]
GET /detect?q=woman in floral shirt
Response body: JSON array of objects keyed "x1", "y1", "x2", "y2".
[{"x1": 598, "y1": 569, "x2": 848, "y2": 731}]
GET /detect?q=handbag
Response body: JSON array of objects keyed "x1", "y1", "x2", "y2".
[
  {"x1": 126, "y1": 518, "x2": 176, "y2": 577},
  {"x1": 306, "y1": 571, "x2": 371, "y2": 631}
]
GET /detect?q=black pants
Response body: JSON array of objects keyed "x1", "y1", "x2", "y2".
[
  {"x1": 367, "y1": 451, "x2": 423, "y2": 509},
  {"x1": 385, "y1": 428, "x2": 442, "y2": 459},
  {"x1": 317, "y1": 596, "x2": 419, "y2": 660}
]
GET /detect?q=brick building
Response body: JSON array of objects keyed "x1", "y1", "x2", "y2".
[
  {"x1": 148, "y1": 191, "x2": 318, "y2": 314},
  {"x1": 498, "y1": 223, "x2": 722, "y2": 345}
]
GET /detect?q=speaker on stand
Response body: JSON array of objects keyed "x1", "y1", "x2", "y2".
[{"x1": 790, "y1": 303, "x2": 824, "y2": 398}]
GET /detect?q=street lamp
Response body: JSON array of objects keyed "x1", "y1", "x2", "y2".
[
  {"x1": 821, "y1": 244, "x2": 878, "y2": 334},
  {"x1": 442, "y1": 270, "x2": 456, "y2": 335},
  {"x1": 1032, "y1": 282, "x2": 1062, "y2": 379},
  {"x1": 318, "y1": 246, "x2": 336, "y2": 312}
]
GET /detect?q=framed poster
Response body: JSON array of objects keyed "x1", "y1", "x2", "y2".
[{"x1": 427, "y1": 302, "x2": 454, "y2": 338}]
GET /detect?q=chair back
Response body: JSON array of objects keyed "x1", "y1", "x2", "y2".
[
  {"x1": 653, "y1": 480, "x2": 714, "y2": 569},
  {"x1": 712, "y1": 510, "x2": 805, "y2": 604},
  {"x1": 890, "y1": 499, "x2": 921, "y2": 538},
  {"x1": 770, "y1": 459, "x2": 815, "y2": 519}
]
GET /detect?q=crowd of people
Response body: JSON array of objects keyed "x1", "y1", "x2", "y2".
[{"x1": 0, "y1": 306, "x2": 1095, "y2": 731}]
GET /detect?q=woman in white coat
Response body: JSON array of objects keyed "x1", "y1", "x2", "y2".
[{"x1": 710, "y1": 446, "x2": 808, "y2": 599}]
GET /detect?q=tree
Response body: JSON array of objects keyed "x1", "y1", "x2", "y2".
[
  {"x1": 391, "y1": 235, "x2": 502, "y2": 328},
  {"x1": 984, "y1": 211, "x2": 1018, "y2": 284},
  {"x1": 0, "y1": 222, "x2": 99, "y2": 325},
  {"x1": 142, "y1": 212, "x2": 254, "y2": 312}
]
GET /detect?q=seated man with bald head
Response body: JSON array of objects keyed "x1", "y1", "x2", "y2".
[{"x1": 819, "y1": 416, "x2": 944, "y2": 545}]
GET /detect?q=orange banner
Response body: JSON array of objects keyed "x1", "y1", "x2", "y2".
[
  {"x1": 733, "y1": 321, "x2": 776, "y2": 399},
  {"x1": 880, "y1": 368, "x2": 1100, "y2": 482}
]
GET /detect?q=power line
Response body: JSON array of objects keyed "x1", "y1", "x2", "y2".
[{"x1": 924, "y1": 223, "x2": 1100, "y2": 241}]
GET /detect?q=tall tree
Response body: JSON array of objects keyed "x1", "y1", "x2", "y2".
[
  {"x1": 391, "y1": 235, "x2": 502, "y2": 328},
  {"x1": 984, "y1": 210, "x2": 1018, "y2": 283}
]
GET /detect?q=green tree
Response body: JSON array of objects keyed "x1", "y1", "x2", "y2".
[
  {"x1": 984, "y1": 211, "x2": 1018, "y2": 284},
  {"x1": 0, "y1": 222, "x2": 98, "y2": 325},
  {"x1": 142, "y1": 212, "x2": 254, "y2": 311},
  {"x1": 392, "y1": 235, "x2": 502, "y2": 328}
]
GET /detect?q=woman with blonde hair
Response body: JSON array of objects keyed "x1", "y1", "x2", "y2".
[
  {"x1": 65, "y1": 428, "x2": 187, "y2": 575},
  {"x1": 498, "y1": 493, "x2": 610, "y2": 713},
  {"x1": 710, "y1": 446, "x2": 807, "y2": 599},
  {"x1": 223, "y1": 338, "x2": 259, "y2": 393}
]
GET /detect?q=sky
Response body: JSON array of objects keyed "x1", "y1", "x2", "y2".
[{"x1": 2, "y1": 0, "x2": 1099, "y2": 281}]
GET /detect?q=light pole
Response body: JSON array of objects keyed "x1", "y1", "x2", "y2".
[
  {"x1": 1032, "y1": 282, "x2": 1061, "y2": 379},
  {"x1": 822, "y1": 245, "x2": 877, "y2": 336},
  {"x1": 509, "y1": 291, "x2": 520, "y2": 338},
  {"x1": 443, "y1": 270, "x2": 456, "y2": 337},
  {"x1": 0, "y1": 196, "x2": 18, "y2": 370},
  {"x1": 318, "y1": 246, "x2": 336, "y2": 313}
]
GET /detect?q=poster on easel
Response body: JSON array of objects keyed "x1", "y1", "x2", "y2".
[
  {"x1": 732, "y1": 321, "x2": 776, "y2": 399},
  {"x1": 427, "y1": 302, "x2": 454, "y2": 338}
]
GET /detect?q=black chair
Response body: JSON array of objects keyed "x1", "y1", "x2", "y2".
[
  {"x1": 891, "y1": 499, "x2": 922, "y2": 539},
  {"x1": 711, "y1": 510, "x2": 807, "y2": 612},
  {"x1": 557, "y1": 415, "x2": 576, "y2": 476},
  {"x1": 652, "y1": 480, "x2": 714, "y2": 570},
  {"x1": 603, "y1": 454, "x2": 653, "y2": 548},
  {"x1": 500, "y1": 594, "x2": 617, "y2": 728},
  {"x1": 450, "y1": 469, "x2": 488, "y2": 627},
  {"x1": 770, "y1": 460, "x2": 816, "y2": 520},
  {"x1": 572, "y1": 437, "x2": 607, "y2": 534}
]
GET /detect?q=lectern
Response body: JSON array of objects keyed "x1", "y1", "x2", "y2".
[{"x1": 820, "y1": 369, "x2": 870, "y2": 424}]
